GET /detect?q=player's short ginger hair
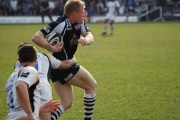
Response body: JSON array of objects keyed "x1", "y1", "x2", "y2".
[
  {"x1": 17, "y1": 42, "x2": 37, "y2": 63},
  {"x1": 64, "y1": 0, "x2": 85, "y2": 16}
]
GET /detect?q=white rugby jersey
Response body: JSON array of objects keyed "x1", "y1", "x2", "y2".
[
  {"x1": 5, "y1": 66, "x2": 41, "y2": 120},
  {"x1": 107, "y1": 0, "x2": 120, "y2": 14},
  {"x1": 15, "y1": 53, "x2": 61, "y2": 84}
]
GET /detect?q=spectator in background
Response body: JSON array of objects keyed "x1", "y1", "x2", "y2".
[
  {"x1": 10, "y1": 0, "x2": 18, "y2": 15},
  {"x1": 29, "y1": 1, "x2": 39, "y2": 16},
  {"x1": 134, "y1": 3, "x2": 141, "y2": 14},
  {"x1": 16, "y1": 0, "x2": 23, "y2": 15},
  {"x1": 89, "y1": 0, "x2": 96, "y2": 12},
  {"x1": 118, "y1": 1, "x2": 125, "y2": 15},
  {"x1": 48, "y1": 0, "x2": 55, "y2": 15},
  {"x1": 125, "y1": 3, "x2": 134, "y2": 22},
  {"x1": 40, "y1": 0, "x2": 53, "y2": 23},
  {"x1": 87, "y1": 3, "x2": 95, "y2": 18},
  {"x1": 173, "y1": 1, "x2": 180, "y2": 20},
  {"x1": 140, "y1": 1, "x2": 148, "y2": 13},
  {"x1": 33, "y1": 0, "x2": 41, "y2": 15},
  {"x1": 149, "y1": 1, "x2": 158, "y2": 20},
  {"x1": 0, "y1": 0, "x2": 2, "y2": 14},
  {"x1": 54, "y1": 0, "x2": 64, "y2": 16},
  {"x1": 54, "y1": 0, "x2": 64, "y2": 15},
  {"x1": 96, "y1": 0, "x2": 104, "y2": 15},
  {"x1": 2, "y1": 0, "x2": 12, "y2": 15},
  {"x1": 22, "y1": 1, "x2": 30, "y2": 15}
]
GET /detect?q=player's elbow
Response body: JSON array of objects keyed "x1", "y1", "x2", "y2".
[
  {"x1": 32, "y1": 31, "x2": 43, "y2": 43},
  {"x1": 32, "y1": 34, "x2": 39, "y2": 43}
]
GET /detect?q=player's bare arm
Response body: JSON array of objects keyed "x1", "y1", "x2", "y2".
[
  {"x1": 32, "y1": 31, "x2": 63, "y2": 52},
  {"x1": 16, "y1": 81, "x2": 38, "y2": 120},
  {"x1": 59, "y1": 58, "x2": 77, "y2": 70},
  {"x1": 78, "y1": 32, "x2": 94, "y2": 47}
]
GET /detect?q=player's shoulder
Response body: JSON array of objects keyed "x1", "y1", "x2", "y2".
[
  {"x1": 43, "y1": 15, "x2": 67, "y2": 30},
  {"x1": 55, "y1": 15, "x2": 67, "y2": 23},
  {"x1": 37, "y1": 53, "x2": 46, "y2": 58},
  {"x1": 37, "y1": 53, "x2": 50, "y2": 62},
  {"x1": 22, "y1": 66, "x2": 37, "y2": 73}
]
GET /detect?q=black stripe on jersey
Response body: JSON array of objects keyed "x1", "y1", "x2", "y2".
[
  {"x1": 42, "y1": 53, "x2": 51, "y2": 82},
  {"x1": 28, "y1": 79, "x2": 39, "y2": 112},
  {"x1": 83, "y1": 19, "x2": 88, "y2": 32}
]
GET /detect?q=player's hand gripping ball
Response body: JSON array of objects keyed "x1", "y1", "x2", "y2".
[{"x1": 47, "y1": 32, "x2": 63, "y2": 46}]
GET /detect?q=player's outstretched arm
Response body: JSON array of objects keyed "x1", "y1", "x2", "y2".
[
  {"x1": 48, "y1": 54, "x2": 76, "y2": 70},
  {"x1": 32, "y1": 31, "x2": 63, "y2": 52},
  {"x1": 78, "y1": 32, "x2": 94, "y2": 47},
  {"x1": 59, "y1": 58, "x2": 76, "y2": 70}
]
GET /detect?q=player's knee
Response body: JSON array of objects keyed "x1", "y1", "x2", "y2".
[
  {"x1": 94, "y1": 80, "x2": 97, "y2": 89},
  {"x1": 62, "y1": 101, "x2": 73, "y2": 110},
  {"x1": 66, "y1": 102, "x2": 73, "y2": 109},
  {"x1": 85, "y1": 80, "x2": 97, "y2": 93}
]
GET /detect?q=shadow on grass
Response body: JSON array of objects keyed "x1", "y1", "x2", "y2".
[{"x1": 101, "y1": 34, "x2": 113, "y2": 37}]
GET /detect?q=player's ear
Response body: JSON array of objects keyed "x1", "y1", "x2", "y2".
[
  {"x1": 73, "y1": 11, "x2": 77, "y2": 16},
  {"x1": 18, "y1": 58, "x2": 20, "y2": 62},
  {"x1": 34, "y1": 57, "x2": 37, "y2": 62}
]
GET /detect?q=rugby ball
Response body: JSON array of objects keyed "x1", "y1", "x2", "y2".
[{"x1": 47, "y1": 32, "x2": 62, "y2": 46}]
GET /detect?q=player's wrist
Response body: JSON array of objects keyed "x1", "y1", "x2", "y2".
[
  {"x1": 47, "y1": 44, "x2": 53, "y2": 52},
  {"x1": 72, "y1": 58, "x2": 76, "y2": 64}
]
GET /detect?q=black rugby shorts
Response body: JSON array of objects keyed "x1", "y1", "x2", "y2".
[{"x1": 51, "y1": 64, "x2": 80, "y2": 84}]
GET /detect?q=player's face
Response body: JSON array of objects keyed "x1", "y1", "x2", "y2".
[{"x1": 75, "y1": 7, "x2": 84, "y2": 24}]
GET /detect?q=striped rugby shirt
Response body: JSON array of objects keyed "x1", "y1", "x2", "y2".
[{"x1": 40, "y1": 15, "x2": 91, "y2": 60}]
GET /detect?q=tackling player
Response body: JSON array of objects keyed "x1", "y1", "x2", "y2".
[
  {"x1": 14, "y1": 43, "x2": 76, "y2": 120},
  {"x1": 5, "y1": 43, "x2": 60, "y2": 120}
]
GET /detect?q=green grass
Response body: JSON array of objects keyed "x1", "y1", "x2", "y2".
[{"x1": 0, "y1": 22, "x2": 180, "y2": 120}]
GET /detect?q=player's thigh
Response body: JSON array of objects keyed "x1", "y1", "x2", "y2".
[
  {"x1": 40, "y1": 82, "x2": 52, "y2": 105},
  {"x1": 105, "y1": 14, "x2": 111, "y2": 22},
  {"x1": 109, "y1": 14, "x2": 115, "y2": 21},
  {"x1": 67, "y1": 66, "x2": 97, "y2": 91},
  {"x1": 53, "y1": 81, "x2": 74, "y2": 103}
]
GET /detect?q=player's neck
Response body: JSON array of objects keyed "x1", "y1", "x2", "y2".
[
  {"x1": 20, "y1": 62, "x2": 36, "y2": 67},
  {"x1": 68, "y1": 15, "x2": 76, "y2": 24}
]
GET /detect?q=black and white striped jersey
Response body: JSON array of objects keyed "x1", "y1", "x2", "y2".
[{"x1": 40, "y1": 15, "x2": 91, "y2": 60}]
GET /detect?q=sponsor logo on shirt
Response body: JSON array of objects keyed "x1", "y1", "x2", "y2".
[
  {"x1": 70, "y1": 34, "x2": 78, "y2": 46},
  {"x1": 75, "y1": 24, "x2": 81, "y2": 30},
  {"x1": 20, "y1": 72, "x2": 29, "y2": 78},
  {"x1": 67, "y1": 27, "x2": 72, "y2": 31}
]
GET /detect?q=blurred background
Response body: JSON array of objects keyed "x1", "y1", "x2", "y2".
[{"x1": 0, "y1": 0, "x2": 180, "y2": 23}]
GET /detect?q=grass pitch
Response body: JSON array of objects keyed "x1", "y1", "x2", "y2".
[{"x1": 0, "y1": 22, "x2": 180, "y2": 120}]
